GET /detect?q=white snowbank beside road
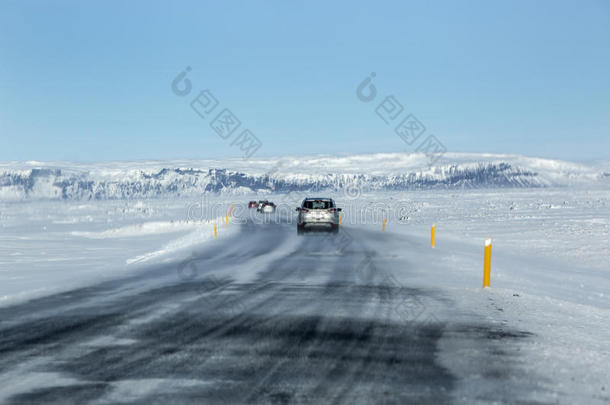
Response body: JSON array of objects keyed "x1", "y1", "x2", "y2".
[
  {"x1": 0, "y1": 198, "x2": 239, "y2": 306},
  {"x1": 71, "y1": 220, "x2": 204, "y2": 239},
  {"x1": 124, "y1": 216, "x2": 235, "y2": 265}
]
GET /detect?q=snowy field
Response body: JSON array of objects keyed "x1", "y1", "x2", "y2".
[
  {"x1": 2, "y1": 187, "x2": 608, "y2": 304},
  {"x1": 0, "y1": 153, "x2": 609, "y2": 403},
  {"x1": 1, "y1": 186, "x2": 608, "y2": 403}
]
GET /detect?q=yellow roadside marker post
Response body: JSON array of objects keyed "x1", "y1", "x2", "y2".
[
  {"x1": 431, "y1": 224, "x2": 435, "y2": 248},
  {"x1": 382, "y1": 218, "x2": 387, "y2": 232},
  {"x1": 214, "y1": 222, "x2": 217, "y2": 239},
  {"x1": 483, "y1": 238, "x2": 492, "y2": 287},
  {"x1": 339, "y1": 214, "x2": 343, "y2": 226},
  {"x1": 224, "y1": 205, "x2": 234, "y2": 227}
]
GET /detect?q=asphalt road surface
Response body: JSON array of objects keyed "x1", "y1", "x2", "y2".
[{"x1": 0, "y1": 216, "x2": 536, "y2": 404}]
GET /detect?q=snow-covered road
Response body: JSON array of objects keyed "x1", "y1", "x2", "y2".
[
  {"x1": 1, "y1": 188, "x2": 609, "y2": 404},
  {"x1": 0, "y1": 215, "x2": 545, "y2": 404}
]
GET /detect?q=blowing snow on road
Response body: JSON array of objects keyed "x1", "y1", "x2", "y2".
[{"x1": 1, "y1": 188, "x2": 608, "y2": 404}]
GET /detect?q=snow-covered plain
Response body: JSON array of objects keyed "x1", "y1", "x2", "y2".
[
  {"x1": 0, "y1": 153, "x2": 609, "y2": 403},
  {"x1": 0, "y1": 198, "x2": 236, "y2": 305}
]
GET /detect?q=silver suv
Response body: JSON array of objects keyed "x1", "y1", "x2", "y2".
[{"x1": 296, "y1": 198, "x2": 342, "y2": 234}]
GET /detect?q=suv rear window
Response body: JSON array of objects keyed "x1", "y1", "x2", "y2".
[{"x1": 303, "y1": 200, "x2": 333, "y2": 209}]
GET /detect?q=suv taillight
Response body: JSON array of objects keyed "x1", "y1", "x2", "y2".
[
  {"x1": 328, "y1": 208, "x2": 337, "y2": 212},
  {"x1": 300, "y1": 208, "x2": 309, "y2": 212}
]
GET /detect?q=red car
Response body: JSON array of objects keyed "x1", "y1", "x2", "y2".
[{"x1": 248, "y1": 201, "x2": 258, "y2": 208}]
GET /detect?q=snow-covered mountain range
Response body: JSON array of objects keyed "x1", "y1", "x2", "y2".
[{"x1": 1, "y1": 153, "x2": 608, "y2": 200}]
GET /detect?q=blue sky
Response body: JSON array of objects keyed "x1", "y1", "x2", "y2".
[{"x1": 1, "y1": 0, "x2": 609, "y2": 162}]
